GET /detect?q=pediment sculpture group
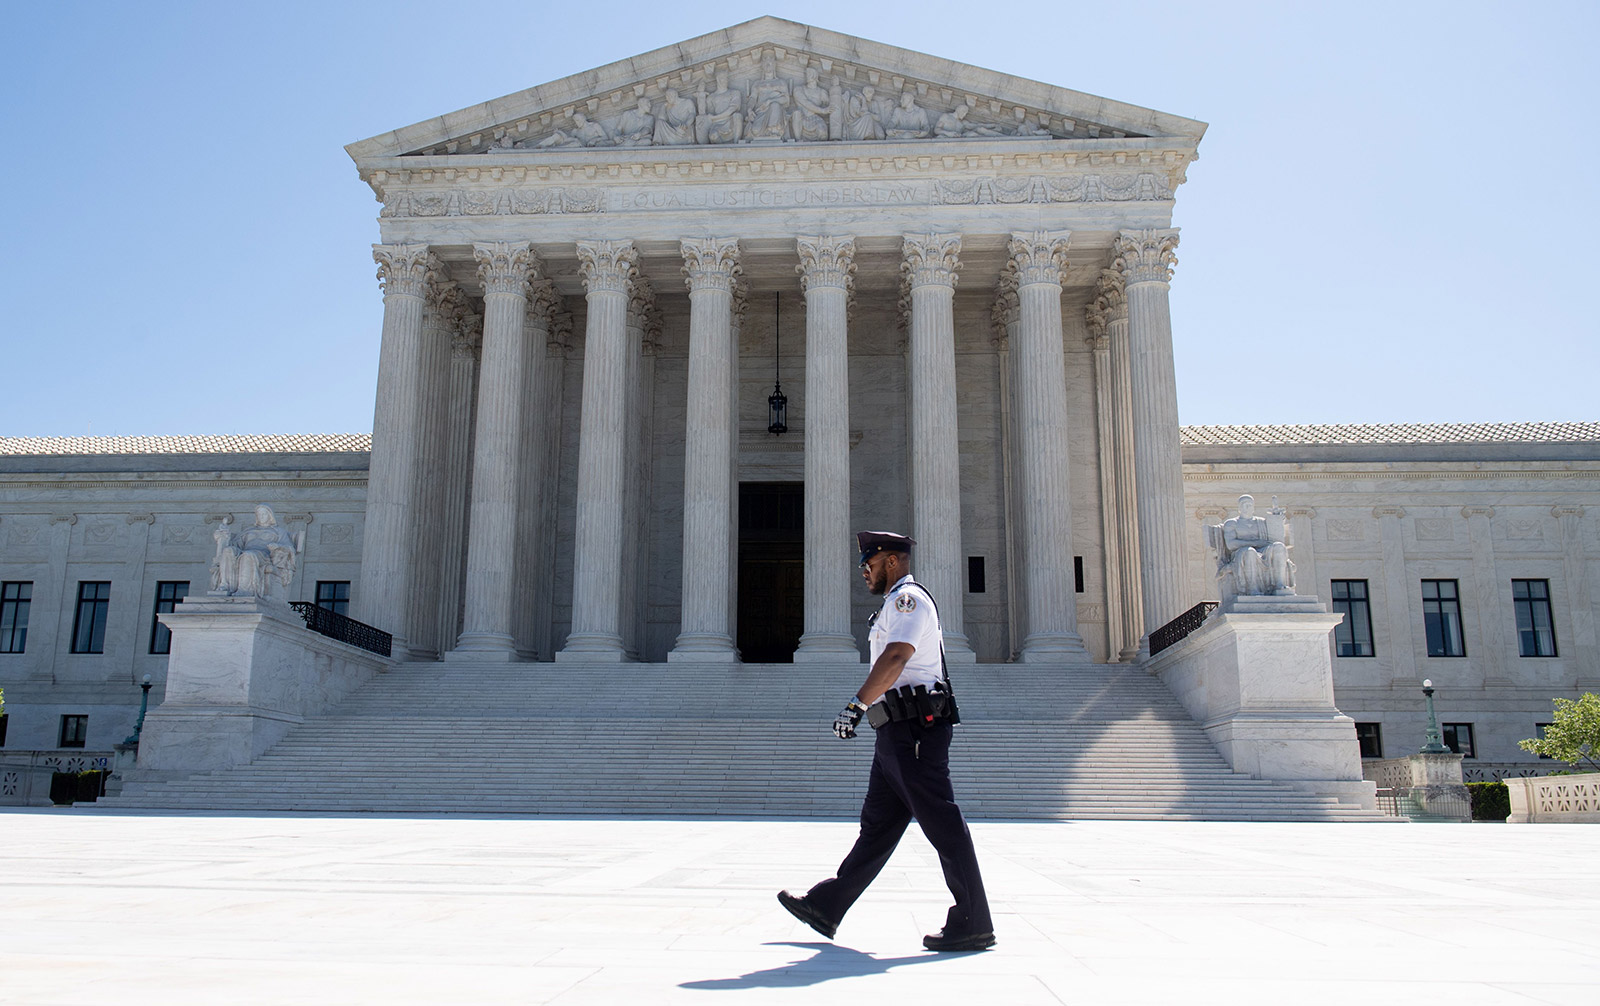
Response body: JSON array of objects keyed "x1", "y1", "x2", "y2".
[{"x1": 488, "y1": 54, "x2": 1051, "y2": 152}]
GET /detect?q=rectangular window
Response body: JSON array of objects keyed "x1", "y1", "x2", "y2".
[
  {"x1": 1073, "y1": 556, "x2": 1085, "y2": 594},
  {"x1": 1, "y1": 581, "x2": 31, "y2": 654},
  {"x1": 70, "y1": 581, "x2": 112, "y2": 654},
  {"x1": 315, "y1": 581, "x2": 351, "y2": 617},
  {"x1": 966, "y1": 557, "x2": 985, "y2": 594},
  {"x1": 1421, "y1": 579, "x2": 1466, "y2": 657},
  {"x1": 59, "y1": 714, "x2": 87, "y2": 749},
  {"x1": 1354, "y1": 722, "x2": 1382, "y2": 759},
  {"x1": 1534, "y1": 722, "x2": 1553, "y2": 760},
  {"x1": 0, "y1": 712, "x2": 8, "y2": 747},
  {"x1": 1442, "y1": 723, "x2": 1476, "y2": 759},
  {"x1": 1330, "y1": 580, "x2": 1375, "y2": 657},
  {"x1": 149, "y1": 580, "x2": 190, "y2": 655},
  {"x1": 1512, "y1": 579, "x2": 1558, "y2": 657}
]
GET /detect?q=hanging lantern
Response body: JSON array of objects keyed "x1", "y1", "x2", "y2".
[{"x1": 768, "y1": 291, "x2": 788, "y2": 435}]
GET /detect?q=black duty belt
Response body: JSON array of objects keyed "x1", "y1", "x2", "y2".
[{"x1": 866, "y1": 682, "x2": 955, "y2": 729}]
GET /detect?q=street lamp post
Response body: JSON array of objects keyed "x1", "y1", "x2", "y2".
[
  {"x1": 1419, "y1": 678, "x2": 1449, "y2": 755},
  {"x1": 124, "y1": 674, "x2": 153, "y2": 747}
]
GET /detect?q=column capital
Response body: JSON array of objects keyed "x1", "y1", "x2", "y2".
[
  {"x1": 526, "y1": 280, "x2": 562, "y2": 328},
  {"x1": 795, "y1": 235, "x2": 857, "y2": 293},
  {"x1": 990, "y1": 261, "x2": 1019, "y2": 346},
  {"x1": 1113, "y1": 228, "x2": 1180, "y2": 285},
  {"x1": 576, "y1": 239, "x2": 638, "y2": 295},
  {"x1": 1007, "y1": 230, "x2": 1071, "y2": 288},
  {"x1": 373, "y1": 243, "x2": 441, "y2": 299},
  {"x1": 680, "y1": 237, "x2": 742, "y2": 294},
  {"x1": 473, "y1": 241, "x2": 539, "y2": 298},
  {"x1": 1086, "y1": 268, "x2": 1129, "y2": 335},
  {"x1": 731, "y1": 277, "x2": 750, "y2": 327},
  {"x1": 901, "y1": 232, "x2": 962, "y2": 290}
]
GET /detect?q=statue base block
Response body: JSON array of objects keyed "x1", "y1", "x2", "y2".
[
  {"x1": 137, "y1": 595, "x2": 391, "y2": 775},
  {"x1": 1148, "y1": 600, "x2": 1376, "y2": 811}
]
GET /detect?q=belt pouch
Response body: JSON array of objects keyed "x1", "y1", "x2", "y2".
[{"x1": 866, "y1": 702, "x2": 891, "y2": 729}]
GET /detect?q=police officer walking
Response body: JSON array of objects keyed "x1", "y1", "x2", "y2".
[{"x1": 778, "y1": 530, "x2": 995, "y2": 952}]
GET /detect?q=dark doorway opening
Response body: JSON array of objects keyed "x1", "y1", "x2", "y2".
[{"x1": 738, "y1": 481, "x2": 804, "y2": 662}]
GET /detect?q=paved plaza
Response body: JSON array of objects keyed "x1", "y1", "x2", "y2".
[{"x1": 1, "y1": 811, "x2": 1596, "y2": 1005}]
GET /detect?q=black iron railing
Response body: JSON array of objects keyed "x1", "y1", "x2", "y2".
[
  {"x1": 287, "y1": 602, "x2": 392, "y2": 657},
  {"x1": 1148, "y1": 600, "x2": 1219, "y2": 656}
]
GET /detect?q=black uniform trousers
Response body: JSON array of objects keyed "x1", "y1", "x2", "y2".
[{"x1": 804, "y1": 716, "x2": 993, "y2": 935}]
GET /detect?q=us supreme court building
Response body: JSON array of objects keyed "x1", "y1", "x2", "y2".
[{"x1": 2, "y1": 18, "x2": 1596, "y2": 802}]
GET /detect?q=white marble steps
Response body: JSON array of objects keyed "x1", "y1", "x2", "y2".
[{"x1": 109, "y1": 661, "x2": 1391, "y2": 821}]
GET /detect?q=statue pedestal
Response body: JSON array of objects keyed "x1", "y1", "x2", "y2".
[
  {"x1": 1148, "y1": 595, "x2": 1376, "y2": 810},
  {"x1": 137, "y1": 596, "x2": 391, "y2": 775}
]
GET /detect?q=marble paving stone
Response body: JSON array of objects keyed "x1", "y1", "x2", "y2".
[{"x1": 0, "y1": 813, "x2": 1596, "y2": 1006}]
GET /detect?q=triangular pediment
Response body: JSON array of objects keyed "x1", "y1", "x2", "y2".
[{"x1": 346, "y1": 16, "x2": 1205, "y2": 163}]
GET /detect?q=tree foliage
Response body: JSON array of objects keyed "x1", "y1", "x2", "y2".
[{"x1": 1519, "y1": 693, "x2": 1600, "y2": 772}]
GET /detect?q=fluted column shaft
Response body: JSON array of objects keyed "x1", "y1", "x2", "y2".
[
  {"x1": 407, "y1": 280, "x2": 460, "y2": 660},
  {"x1": 437, "y1": 317, "x2": 480, "y2": 652},
  {"x1": 672, "y1": 238, "x2": 741, "y2": 661},
  {"x1": 1086, "y1": 325, "x2": 1123, "y2": 663},
  {"x1": 558, "y1": 240, "x2": 639, "y2": 661},
  {"x1": 1008, "y1": 231, "x2": 1090, "y2": 661},
  {"x1": 1115, "y1": 228, "x2": 1189, "y2": 643},
  {"x1": 903, "y1": 233, "x2": 973, "y2": 660},
  {"x1": 356, "y1": 243, "x2": 437, "y2": 656},
  {"x1": 794, "y1": 235, "x2": 860, "y2": 661},
  {"x1": 453, "y1": 242, "x2": 537, "y2": 658},
  {"x1": 1094, "y1": 269, "x2": 1143, "y2": 662},
  {"x1": 512, "y1": 283, "x2": 559, "y2": 659}
]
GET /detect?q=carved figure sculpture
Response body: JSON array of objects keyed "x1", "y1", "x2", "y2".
[
  {"x1": 935, "y1": 104, "x2": 1005, "y2": 138},
  {"x1": 746, "y1": 53, "x2": 791, "y2": 140},
  {"x1": 537, "y1": 111, "x2": 610, "y2": 148},
  {"x1": 484, "y1": 135, "x2": 525, "y2": 153},
  {"x1": 791, "y1": 66, "x2": 832, "y2": 141},
  {"x1": 842, "y1": 86, "x2": 885, "y2": 141},
  {"x1": 653, "y1": 88, "x2": 698, "y2": 145},
  {"x1": 695, "y1": 69, "x2": 743, "y2": 144},
  {"x1": 209, "y1": 505, "x2": 303, "y2": 599},
  {"x1": 886, "y1": 91, "x2": 932, "y2": 139},
  {"x1": 617, "y1": 98, "x2": 656, "y2": 146},
  {"x1": 1205, "y1": 495, "x2": 1296, "y2": 602}
]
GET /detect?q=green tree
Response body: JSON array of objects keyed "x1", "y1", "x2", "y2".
[{"x1": 1519, "y1": 693, "x2": 1600, "y2": 772}]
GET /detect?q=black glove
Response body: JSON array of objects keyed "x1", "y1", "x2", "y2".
[{"x1": 833, "y1": 696, "x2": 869, "y2": 739}]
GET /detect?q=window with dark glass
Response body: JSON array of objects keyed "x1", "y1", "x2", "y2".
[
  {"x1": 1422, "y1": 579, "x2": 1466, "y2": 657},
  {"x1": 315, "y1": 581, "x2": 351, "y2": 617},
  {"x1": 1330, "y1": 580, "x2": 1375, "y2": 657},
  {"x1": 0, "y1": 712, "x2": 9, "y2": 747},
  {"x1": 70, "y1": 582, "x2": 112, "y2": 654},
  {"x1": 967, "y1": 557, "x2": 985, "y2": 594},
  {"x1": 1074, "y1": 556, "x2": 1085, "y2": 594},
  {"x1": 59, "y1": 714, "x2": 87, "y2": 749},
  {"x1": 149, "y1": 580, "x2": 189, "y2": 655},
  {"x1": 1, "y1": 581, "x2": 31, "y2": 654},
  {"x1": 1442, "y1": 722, "x2": 1476, "y2": 759},
  {"x1": 1354, "y1": 722, "x2": 1382, "y2": 759},
  {"x1": 1512, "y1": 579, "x2": 1557, "y2": 657}
]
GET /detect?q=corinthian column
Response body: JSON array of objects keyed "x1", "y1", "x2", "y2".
[
  {"x1": 557, "y1": 239, "x2": 638, "y2": 662},
  {"x1": 902, "y1": 233, "x2": 974, "y2": 660},
  {"x1": 436, "y1": 311, "x2": 481, "y2": 653},
  {"x1": 512, "y1": 282, "x2": 561, "y2": 659},
  {"x1": 1113, "y1": 228, "x2": 1188, "y2": 643},
  {"x1": 407, "y1": 277, "x2": 463, "y2": 660},
  {"x1": 1008, "y1": 231, "x2": 1090, "y2": 661},
  {"x1": 452, "y1": 242, "x2": 537, "y2": 659},
  {"x1": 1084, "y1": 305, "x2": 1122, "y2": 663},
  {"x1": 357, "y1": 243, "x2": 439, "y2": 658},
  {"x1": 1092, "y1": 269, "x2": 1143, "y2": 661},
  {"x1": 794, "y1": 235, "x2": 861, "y2": 661},
  {"x1": 671, "y1": 237, "x2": 742, "y2": 661}
]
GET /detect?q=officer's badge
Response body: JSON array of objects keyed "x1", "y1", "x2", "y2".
[{"x1": 895, "y1": 594, "x2": 917, "y2": 613}]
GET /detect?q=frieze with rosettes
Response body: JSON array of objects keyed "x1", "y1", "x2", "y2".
[
  {"x1": 932, "y1": 173, "x2": 1172, "y2": 205},
  {"x1": 381, "y1": 186, "x2": 604, "y2": 218}
]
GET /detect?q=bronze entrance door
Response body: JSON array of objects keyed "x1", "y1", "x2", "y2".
[{"x1": 737, "y1": 482, "x2": 804, "y2": 662}]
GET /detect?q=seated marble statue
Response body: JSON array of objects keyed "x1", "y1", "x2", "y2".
[
  {"x1": 934, "y1": 104, "x2": 1005, "y2": 138},
  {"x1": 209, "y1": 505, "x2": 303, "y2": 599},
  {"x1": 790, "y1": 66, "x2": 832, "y2": 141},
  {"x1": 616, "y1": 98, "x2": 656, "y2": 146},
  {"x1": 746, "y1": 53, "x2": 791, "y2": 140},
  {"x1": 536, "y1": 112, "x2": 609, "y2": 148},
  {"x1": 841, "y1": 86, "x2": 885, "y2": 141},
  {"x1": 653, "y1": 89, "x2": 698, "y2": 145},
  {"x1": 1205, "y1": 494, "x2": 1295, "y2": 602},
  {"x1": 886, "y1": 91, "x2": 931, "y2": 139},
  {"x1": 694, "y1": 70, "x2": 743, "y2": 144}
]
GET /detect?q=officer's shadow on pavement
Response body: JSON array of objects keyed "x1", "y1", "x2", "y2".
[{"x1": 679, "y1": 941, "x2": 961, "y2": 990}]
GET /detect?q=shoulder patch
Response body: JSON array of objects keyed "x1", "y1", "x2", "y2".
[{"x1": 894, "y1": 593, "x2": 918, "y2": 613}]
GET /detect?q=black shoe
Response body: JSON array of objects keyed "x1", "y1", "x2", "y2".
[
  {"x1": 922, "y1": 928, "x2": 996, "y2": 952},
  {"x1": 776, "y1": 890, "x2": 837, "y2": 940}
]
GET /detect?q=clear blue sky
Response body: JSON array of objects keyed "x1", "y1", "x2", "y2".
[{"x1": 3, "y1": 1, "x2": 1595, "y2": 437}]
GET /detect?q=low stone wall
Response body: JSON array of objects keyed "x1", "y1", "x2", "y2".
[
  {"x1": 1362, "y1": 753, "x2": 1470, "y2": 821},
  {"x1": 1505, "y1": 772, "x2": 1600, "y2": 823},
  {"x1": 0, "y1": 750, "x2": 114, "y2": 806}
]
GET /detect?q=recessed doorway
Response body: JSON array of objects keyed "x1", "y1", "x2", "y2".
[{"x1": 737, "y1": 481, "x2": 804, "y2": 662}]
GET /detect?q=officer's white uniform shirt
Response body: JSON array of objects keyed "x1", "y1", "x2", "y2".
[{"x1": 868, "y1": 574, "x2": 945, "y2": 700}]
